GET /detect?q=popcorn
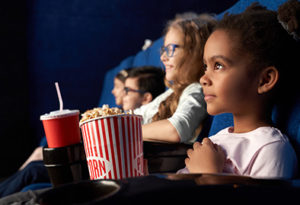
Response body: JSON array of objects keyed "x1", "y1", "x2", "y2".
[
  {"x1": 80, "y1": 105, "x2": 143, "y2": 180},
  {"x1": 80, "y1": 104, "x2": 133, "y2": 124}
]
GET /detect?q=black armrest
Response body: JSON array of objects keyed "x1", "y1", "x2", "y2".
[{"x1": 143, "y1": 141, "x2": 192, "y2": 173}]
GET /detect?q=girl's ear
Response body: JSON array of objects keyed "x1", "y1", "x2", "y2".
[
  {"x1": 257, "y1": 66, "x2": 279, "y2": 94},
  {"x1": 142, "y1": 92, "x2": 153, "y2": 105}
]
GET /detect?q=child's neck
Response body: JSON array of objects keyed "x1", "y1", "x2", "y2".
[{"x1": 232, "y1": 113, "x2": 273, "y2": 133}]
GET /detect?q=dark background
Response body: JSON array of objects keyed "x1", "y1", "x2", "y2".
[{"x1": 0, "y1": 0, "x2": 237, "y2": 178}]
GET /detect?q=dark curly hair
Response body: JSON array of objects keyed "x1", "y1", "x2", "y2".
[{"x1": 215, "y1": 0, "x2": 300, "y2": 104}]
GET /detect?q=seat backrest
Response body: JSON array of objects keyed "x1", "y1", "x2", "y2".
[
  {"x1": 272, "y1": 96, "x2": 300, "y2": 165},
  {"x1": 207, "y1": 114, "x2": 233, "y2": 137},
  {"x1": 216, "y1": 0, "x2": 289, "y2": 19},
  {"x1": 98, "y1": 38, "x2": 163, "y2": 107},
  {"x1": 98, "y1": 0, "x2": 300, "y2": 155},
  {"x1": 98, "y1": 0, "x2": 290, "y2": 108}
]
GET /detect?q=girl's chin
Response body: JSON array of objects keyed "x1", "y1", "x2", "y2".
[
  {"x1": 207, "y1": 108, "x2": 221, "y2": 116},
  {"x1": 165, "y1": 74, "x2": 174, "y2": 82}
]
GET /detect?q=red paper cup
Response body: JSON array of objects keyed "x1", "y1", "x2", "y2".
[
  {"x1": 80, "y1": 114, "x2": 143, "y2": 180},
  {"x1": 40, "y1": 110, "x2": 81, "y2": 148}
]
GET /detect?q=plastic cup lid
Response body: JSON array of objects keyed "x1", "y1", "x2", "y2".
[{"x1": 40, "y1": 109, "x2": 79, "y2": 120}]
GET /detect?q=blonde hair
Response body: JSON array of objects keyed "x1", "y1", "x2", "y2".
[{"x1": 152, "y1": 13, "x2": 216, "y2": 121}]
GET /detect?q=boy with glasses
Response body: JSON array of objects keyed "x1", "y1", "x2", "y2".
[{"x1": 122, "y1": 66, "x2": 165, "y2": 111}]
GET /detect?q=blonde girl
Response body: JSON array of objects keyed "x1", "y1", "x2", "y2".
[{"x1": 135, "y1": 13, "x2": 216, "y2": 143}]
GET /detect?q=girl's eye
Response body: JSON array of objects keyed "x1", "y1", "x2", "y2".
[
  {"x1": 203, "y1": 63, "x2": 207, "y2": 71},
  {"x1": 214, "y1": 62, "x2": 224, "y2": 70}
]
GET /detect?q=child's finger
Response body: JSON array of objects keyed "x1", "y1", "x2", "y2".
[
  {"x1": 193, "y1": 141, "x2": 201, "y2": 149},
  {"x1": 187, "y1": 148, "x2": 193, "y2": 158},
  {"x1": 202, "y1": 137, "x2": 221, "y2": 152},
  {"x1": 185, "y1": 157, "x2": 190, "y2": 166},
  {"x1": 201, "y1": 137, "x2": 213, "y2": 146}
]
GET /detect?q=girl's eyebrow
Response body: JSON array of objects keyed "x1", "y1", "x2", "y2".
[{"x1": 210, "y1": 55, "x2": 233, "y2": 65}]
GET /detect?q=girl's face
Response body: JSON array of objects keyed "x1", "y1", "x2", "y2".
[
  {"x1": 200, "y1": 30, "x2": 259, "y2": 116},
  {"x1": 123, "y1": 77, "x2": 144, "y2": 111},
  {"x1": 160, "y1": 27, "x2": 185, "y2": 82},
  {"x1": 111, "y1": 78, "x2": 125, "y2": 106}
]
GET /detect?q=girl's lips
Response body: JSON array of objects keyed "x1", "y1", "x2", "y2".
[
  {"x1": 204, "y1": 95, "x2": 216, "y2": 102},
  {"x1": 164, "y1": 65, "x2": 173, "y2": 70}
]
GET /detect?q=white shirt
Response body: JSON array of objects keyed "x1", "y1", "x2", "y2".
[
  {"x1": 134, "y1": 83, "x2": 207, "y2": 143},
  {"x1": 210, "y1": 126, "x2": 298, "y2": 179}
]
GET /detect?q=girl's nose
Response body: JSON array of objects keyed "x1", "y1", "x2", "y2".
[
  {"x1": 160, "y1": 52, "x2": 168, "y2": 62},
  {"x1": 199, "y1": 74, "x2": 210, "y2": 87}
]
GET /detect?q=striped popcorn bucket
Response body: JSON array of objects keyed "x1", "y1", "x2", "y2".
[{"x1": 79, "y1": 114, "x2": 143, "y2": 180}]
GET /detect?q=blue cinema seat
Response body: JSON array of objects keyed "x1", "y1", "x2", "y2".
[
  {"x1": 98, "y1": 38, "x2": 163, "y2": 107},
  {"x1": 99, "y1": 0, "x2": 300, "y2": 177},
  {"x1": 98, "y1": 0, "x2": 292, "y2": 107},
  {"x1": 24, "y1": 0, "x2": 300, "y2": 191}
]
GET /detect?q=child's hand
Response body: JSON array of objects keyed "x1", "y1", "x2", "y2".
[{"x1": 185, "y1": 138, "x2": 225, "y2": 174}]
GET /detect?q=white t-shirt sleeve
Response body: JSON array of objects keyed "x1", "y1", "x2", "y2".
[
  {"x1": 134, "y1": 89, "x2": 173, "y2": 124},
  {"x1": 167, "y1": 83, "x2": 207, "y2": 143},
  {"x1": 249, "y1": 141, "x2": 298, "y2": 178}
]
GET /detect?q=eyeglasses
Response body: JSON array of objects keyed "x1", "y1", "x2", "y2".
[
  {"x1": 124, "y1": 87, "x2": 145, "y2": 95},
  {"x1": 160, "y1": 44, "x2": 180, "y2": 57}
]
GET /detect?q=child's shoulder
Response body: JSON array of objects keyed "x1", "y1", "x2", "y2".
[
  {"x1": 181, "y1": 82, "x2": 202, "y2": 95},
  {"x1": 186, "y1": 82, "x2": 201, "y2": 90},
  {"x1": 211, "y1": 126, "x2": 288, "y2": 144}
]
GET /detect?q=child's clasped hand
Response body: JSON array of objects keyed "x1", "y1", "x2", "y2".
[{"x1": 185, "y1": 138, "x2": 226, "y2": 174}]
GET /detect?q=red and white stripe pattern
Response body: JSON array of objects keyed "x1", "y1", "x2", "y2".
[{"x1": 80, "y1": 115, "x2": 143, "y2": 180}]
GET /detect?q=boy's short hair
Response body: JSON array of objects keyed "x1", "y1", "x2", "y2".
[{"x1": 127, "y1": 66, "x2": 166, "y2": 99}]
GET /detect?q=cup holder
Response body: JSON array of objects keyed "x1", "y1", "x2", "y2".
[{"x1": 38, "y1": 180, "x2": 121, "y2": 204}]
